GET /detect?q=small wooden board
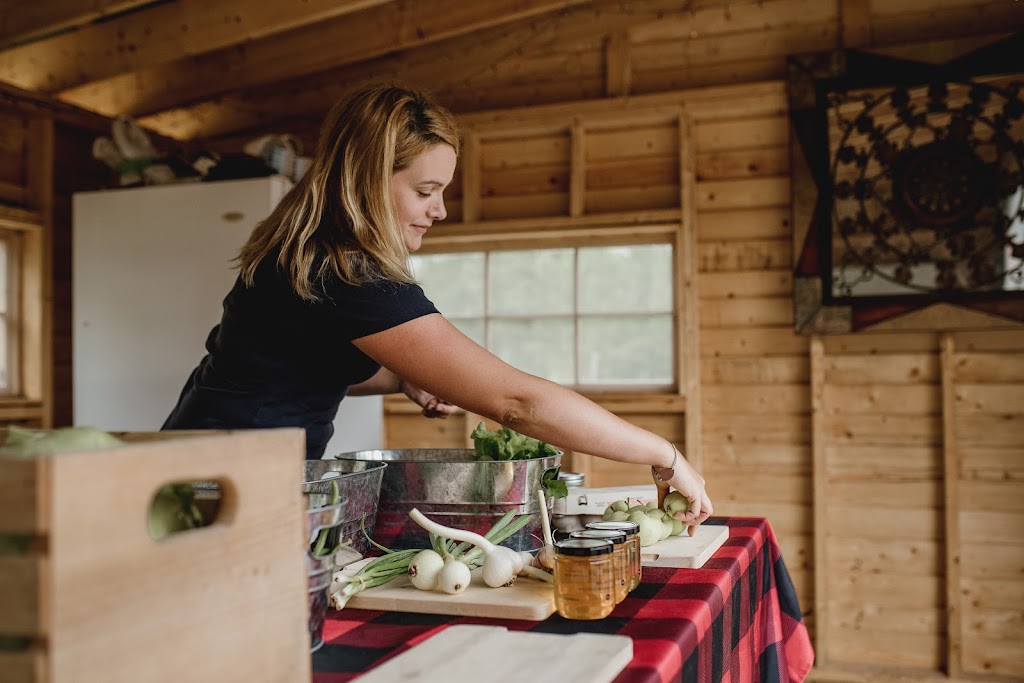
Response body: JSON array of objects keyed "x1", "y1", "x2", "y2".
[
  {"x1": 640, "y1": 523, "x2": 729, "y2": 568},
  {"x1": 355, "y1": 625, "x2": 633, "y2": 683},
  {"x1": 335, "y1": 561, "x2": 556, "y2": 621}
]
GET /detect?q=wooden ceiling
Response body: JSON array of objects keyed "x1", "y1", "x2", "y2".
[
  {"x1": 0, "y1": 0, "x2": 671, "y2": 148},
  {"x1": 4, "y1": 1, "x2": 1020, "y2": 151}
]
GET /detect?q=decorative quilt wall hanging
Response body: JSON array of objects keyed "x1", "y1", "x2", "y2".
[{"x1": 787, "y1": 32, "x2": 1024, "y2": 334}]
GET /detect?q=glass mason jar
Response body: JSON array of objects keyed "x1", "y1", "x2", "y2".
[
  {"x1": 585, "y1": 520, "x2": 642, "y2": 591},
  {"x1": 569, "y1": 529, "x2": 629, "y2": 604},
  {"x1": 553, "y1": 538, "x2": 615, "y2": 620}
]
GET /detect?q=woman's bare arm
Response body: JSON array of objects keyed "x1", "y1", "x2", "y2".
[
  {"x1": 347, "y1": 366, "x2": 457, "y2": 418},
  {"x1": 353, "y1": 313, "x2": 712, "y2": 529}
]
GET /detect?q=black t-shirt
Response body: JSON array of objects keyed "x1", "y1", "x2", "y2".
[{"x1": 162, "y1": 256, "x2": 437, "y2": 458}]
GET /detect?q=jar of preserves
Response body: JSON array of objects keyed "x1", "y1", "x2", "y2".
[
  {"x1": 553, "y1": 538, "x2": 615, "y2": 620},
  {"x1": 585, "y1": 520, "x2": 642, "y2": 591},
  {"x1": 569, "y1": 529, "x2": 629, "y2": 604}
]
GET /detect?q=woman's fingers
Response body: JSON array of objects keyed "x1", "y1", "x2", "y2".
[
  {"x1": 687, "y1": 493, "x2": 713, "y2": 536},
  {"x1": 421, "y1": 398, "x2": 456, "y2": 418}
]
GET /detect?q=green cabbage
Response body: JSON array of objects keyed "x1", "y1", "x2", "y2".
[
  {"x1": 0, "y1": 425, "x2": 124, "y2": 457},
  {"x1": 0, "y1": 426, "x2": 203, "y2": 540}
]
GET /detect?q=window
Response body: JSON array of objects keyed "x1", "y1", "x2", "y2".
[
  {"x1": 411, "y1": 243, "x2": 674, "y2": 389},
  {"x1": 0, "y1": 229, "x2": 19, "y2": 394}
]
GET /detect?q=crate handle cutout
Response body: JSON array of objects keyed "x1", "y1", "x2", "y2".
[{"x1": 146, "y1": 479, "x2": 233, "y2": 541}]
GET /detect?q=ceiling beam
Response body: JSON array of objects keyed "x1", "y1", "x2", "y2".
[
  {"x1": 137, "y1": 16, "x2": 558, "y2": 141},
  {"x1": 54, "y1": 0, "x2": 592, "y2": 119},
  {"x1": 0, "y1": 0, "x2": 397, "y2": 92},
  {"x1": 0, "y1": 0, "x2": 160, "y2": 50},
  {"x1": 136, "y1": 0, "x2": 720, "y2": 141}
]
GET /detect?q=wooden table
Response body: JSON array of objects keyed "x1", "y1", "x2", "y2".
[{"x1": 311, "y1": 517, "x2": 814, "y2": 683}]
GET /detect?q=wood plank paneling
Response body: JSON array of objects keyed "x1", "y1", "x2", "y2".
[
  {"x1": 373, "y1": 28, "x2": 1024, "y2": 679},
  {"x1": 829, "y1": 538, "x2": 942, "y2": 576},
  {"x1": 701, "y1": 356, "x2": 808, "y2": 385},
  {"x1": 823, "y1": 384, "x2": 939, "y2": 415},
  {"x1": 702, "y1": 383, "x2": 809, "y2": 414},
  {"x1": 697, "y1": 206, "x2": 791, "y2": 241},
  {"x1": 697, "y1": 238, "x2": 791, "y2": 272},
  {"x1": 702, "y1": 441, "x2": 811, "y2": 476}
]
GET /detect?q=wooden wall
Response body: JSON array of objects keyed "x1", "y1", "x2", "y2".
[
  {"x1": 379, "y1": 3, "x2": 1024, "y2": 680},
  {"x1": 0, "y1": 85, "x2": 112, "y2": 429},
  {"x1": 385, "y1": 90, "x2": 1024, "y2": 683},
  {"x1": 0, "y1": 1, "x2": 1019, "y2": 680}
]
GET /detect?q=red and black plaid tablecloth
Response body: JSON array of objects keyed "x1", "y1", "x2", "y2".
[{"x1": 312, "y1": 517, "x2": 814, "y2": 683}]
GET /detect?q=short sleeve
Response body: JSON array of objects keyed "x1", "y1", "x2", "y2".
[{"x1": 324, "y1": 279, "x2": 438, "y2": 340}]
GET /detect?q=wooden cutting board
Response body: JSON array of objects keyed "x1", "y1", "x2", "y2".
[
  {"x1": 640, "y1": 523, "x2": 729, "y2": 568},
  {"x1": 355, "y1": 624, "x2": 633, "y2": 683},
  {"x1": 335, "y1": 561, "x2": 556, "y2": 621}
]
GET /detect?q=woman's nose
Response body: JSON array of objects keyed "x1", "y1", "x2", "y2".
[{"x1": 429, "y1": 197, "x2": 447, "y2": 221}]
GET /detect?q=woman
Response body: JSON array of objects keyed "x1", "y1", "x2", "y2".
[{"x1": 163, "y1": 83, "x2": 712, "y2": 531}]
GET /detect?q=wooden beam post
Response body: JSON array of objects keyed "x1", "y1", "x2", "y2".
[
  {"x1": 679, "y1": 111, "x2": 701, "y2": 470},
  {"x1": 838, "y1": 0, "x2": 872, "y2": 49},
  {"x1": 24, "y1": 115, "x2": 54, "y2": 427},
  {"x1": 461, "y1": 130, "x2": 481, "y2": 223},
  {"x1": 810, "y1": 335, "x2": 827, "y2": 664},
  {"x1": 604, "y1": 31, "x2": 631, "y2": 97},
  {"x1": 940, "y1": 333, "x2": 961, "y2": 677},
  {"x1": 570, "y1": 120, "x2": 586, "y2": 218}
]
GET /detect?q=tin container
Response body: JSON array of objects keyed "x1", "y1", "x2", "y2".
[
  {"x1": 302, "y1": 459, "x2": 387, "y2": 561},
  {"x1": 330, "y1": 448, "x2": 561, "y2": 551},
  {"x1": 303, "y1": 499, "x2": 345, "y2": 653}
]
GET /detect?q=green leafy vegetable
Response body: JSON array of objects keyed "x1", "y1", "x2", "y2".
[
  {"x1": 0, "y1": 425, "x2": 124, "y2": 457},
  {"x1": 541, "y1": 467, "x2": 568, "y2": 500},
  {"x1": 310, "y1": 479, "x2": 341, "y2": 558},
  {"x1": 470, "y1": 422, "x2": 561, "y2": 462},
  {"x1": 148, "y1": 483, "x2": 203, "y2": 540},
  {"x1": 0, "y1": 426, "x2": 205, "y2": 540}
]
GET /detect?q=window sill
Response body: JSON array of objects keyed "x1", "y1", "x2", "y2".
[{"x1": 0, "y1": 398, "x2": 44, "y2": 420}]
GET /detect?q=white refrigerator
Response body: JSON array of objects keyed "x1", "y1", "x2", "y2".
[{"x1": 72, "y1": 175, "x2": 383, "y2": 456}]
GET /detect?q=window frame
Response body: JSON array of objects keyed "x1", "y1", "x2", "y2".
[
  {"x1": 414, "y1": 225, "x2": 681, "y2": 393},
  {"x1": 0, "y1": 206, "x2": 44, "y2": 404}
]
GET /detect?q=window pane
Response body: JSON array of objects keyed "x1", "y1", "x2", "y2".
[
  {"x1": 0, "y1": 240, "x2": 7, "y2": 314},
  {"x1": 0, "y1": 315, "x2": 6, "y2": 390},
  {"x1": 579, "y1": 315, "x2": 673, "y2": 384},
  {"x1": 490, "y1": 317, "x2": 574, "y2": 384},
  {"x1": 411, "y1": 252, "x2": 484, "y2": 317},
  {"x1": 578, "y1": 244, "x2": 672, "y2": 313},
  {"x1": 0, "y1": 238, "x2": 9, "y2": 391},
  {"x1": 489, "y1": 249, "x2": 573, "y2": 315}
]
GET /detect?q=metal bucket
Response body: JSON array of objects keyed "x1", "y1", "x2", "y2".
[
  {"x1": 306, "y1": 567, "x2": 332, "y2": 653},
  {"x1": 303, "y1": 460, "x2": 387, "y2": 563},
  {"x1": 330, "y1": 448, "x2": 562, "y2": 552},
  {"x1": 303, "y1": 502, "x2": 344, "y2": 654}
]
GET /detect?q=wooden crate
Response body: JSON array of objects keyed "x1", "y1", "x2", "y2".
[{"x1": 0, "y1": 428, "x2": 311, "y2": 683}]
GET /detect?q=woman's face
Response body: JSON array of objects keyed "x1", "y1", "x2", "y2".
[{"x1": 391, "y1": 143, "x2": 457, "y2": 252}]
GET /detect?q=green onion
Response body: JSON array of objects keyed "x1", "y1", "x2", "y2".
[{"x1": 330, "y1": 508, "x2": 535, "y2": 609}]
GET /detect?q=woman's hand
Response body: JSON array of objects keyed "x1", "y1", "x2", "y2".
[
  {"x1": 399, "y1": 379, "x2": 458, "y2": 419},
  {"x1": 661, "y1": 451, "x2": 713, "y2": 536}
]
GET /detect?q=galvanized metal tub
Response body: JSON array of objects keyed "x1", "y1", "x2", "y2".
[
  {"x1": 302, "y1": 497, "x2": 345, "y2": 654},
  {"x1": 302, "y1": 459, "x2": 387, "y2": 562},
  {"x1": 329, "y1": 448, "x2": 561, "y2": 552}
]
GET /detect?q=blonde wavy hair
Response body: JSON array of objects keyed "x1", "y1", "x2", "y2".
[{"x1": 236, "y1": 83, "x2": 461, "y2": 300}]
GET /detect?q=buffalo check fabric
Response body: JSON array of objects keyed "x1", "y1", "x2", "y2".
[{"x1": 312, "y1": 517, "x2": 814, "y2": 683}]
